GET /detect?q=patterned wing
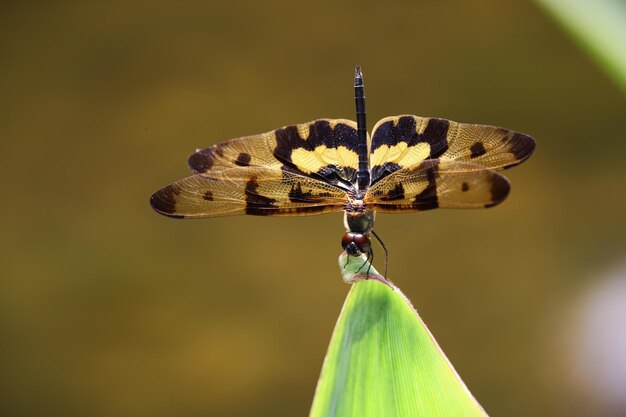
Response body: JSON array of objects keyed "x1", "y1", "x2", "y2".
[
  {"x1": 369, "y1": 115, "x2": 535, "y2": 183},
  {"x1": 188, "y1": 119, "x2": 360, "y2": 187},
  {"x1": 150, "y1": 167, "x2": 348, "y2": 218},
  {"x1": 364, "y1": 160, "x2": 510, "y2": 212}
]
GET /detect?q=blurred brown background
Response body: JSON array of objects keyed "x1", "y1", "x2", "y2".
[{"x1": 1, "y1": 1, "x2": 625, "y2": 417}]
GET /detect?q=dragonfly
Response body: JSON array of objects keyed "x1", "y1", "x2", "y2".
[{"x1": 150, "y1": 66, "x2": 535, "y2": 275}]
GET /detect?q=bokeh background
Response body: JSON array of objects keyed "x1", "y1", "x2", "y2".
[{"x1": 2, "y1": 1, "x2": 625, "y2": 417}]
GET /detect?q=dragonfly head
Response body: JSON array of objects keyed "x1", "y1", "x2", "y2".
[{"x1": 341, "y1": 232, "x2": 371, "y2": 256}]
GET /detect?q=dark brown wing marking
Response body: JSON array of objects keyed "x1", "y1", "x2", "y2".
[
  {"x1": 364, "y1": 160, "x2": 510, "y2": 212},
  {"x1": 369, "y1": 115, "x2": 535, "y2": 183},
  {"x1": 150, "y1": 167, "x2": 348, "y2": 218},
  {"x1": 188, "y1": 119, "x2": 360, "y2": 187}
]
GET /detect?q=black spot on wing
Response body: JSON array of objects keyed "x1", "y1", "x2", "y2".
[
  {"x1": 484, "y1": 174, "x2": 510, "y2": 208},
  {"x1": 380, "y1": 183, "x2": 405, "y2": 201},
  {"x1": 371, "y1": 116, "x2": 416, "y2": 152},
  {"x1": 274, "y1": 125, "x2": 306, "y2": 165},
  {"x1": 288, "y1": 182, "x2": 337, "y2": 203},
  {"x1": 470, "y1": 142, "x2": 487, "y2": 158},
  {"x1": 371, "y1": 120, "x2": 395, "y2": 152},
  {"x1": 462, "y1": 182, "x2": 469, "y2": 192},
  {"x1": 313, "y1": 120, "x2": 358, "y2": 152},
  {"x1": 244, "y1": 177, "x2": 277, "y2": 215},
  {"x1": 333, "y1": 122, "x2": 359, "y2": 152},
  {"x1": 214, "y1": 143, "x2": 226, "y2": 157},
  {"x1": 422, "y1": 118, "x2": 449, "y2": 158},
  {"x1": 203, "y1": 191, "x2": 214, "y2": 201},
  {"x1": 307, "y1": 120, "x2": 333, "y2": 149},
  {"x1": 150, "y1": 184, "x2": 185, "y2": 219},
  {"x1": 504, "y1": 132, "x2": 536, "y2": 169},
  {"x1": 188, "y1": 150, "x2": 214, "y2": 174},
  {"x1": 288, "y1": 183, "x2": 314, "y2": 203},
  {"x1": 396, "y1": 116, "x2": 418, "y2": 145},
  {"x1": 235, "y1": 152, "x2": 251, "y2": 166},
  {"x1": 413, "y1": 160, "x2": 439, "y2": 210}
]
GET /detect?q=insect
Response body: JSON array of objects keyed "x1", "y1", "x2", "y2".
[{"x1": 150, "y1": 67, "x2": 535, "y2": 275}]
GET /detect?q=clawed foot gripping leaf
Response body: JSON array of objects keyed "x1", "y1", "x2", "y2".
[{"x1": 309, "y1": 253, "x2": 488, "y2": 417}]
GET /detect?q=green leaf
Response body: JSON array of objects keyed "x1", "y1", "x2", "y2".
[
  {"x1": 310, "y1": 254, "x2": 488, "y2": 417},
  {"x1": 535, "y1": 0, "x2": 626, "y2": 93}
]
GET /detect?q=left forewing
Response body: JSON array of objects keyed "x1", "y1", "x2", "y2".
[
  {"x1": 364, "y1": 160, "x2": 510, "y2": 212},
  {"x1": 150, "y1": 167, "x2": 348, "y2": 218},
  {"x1": 187, "y1": 119, "x2": 360, "y2": 187}
]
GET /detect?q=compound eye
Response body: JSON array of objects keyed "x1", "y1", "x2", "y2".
[
  {"x1": 352, "y1": 234, "x2": 371, "y2": 253},
  {"x1": 341, "y1": 232, "x2": 355, "y2": 249}
]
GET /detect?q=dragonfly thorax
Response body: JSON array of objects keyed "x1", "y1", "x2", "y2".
[{"x1": 344, "y1": 207, "x2": 374, "y2": 233}]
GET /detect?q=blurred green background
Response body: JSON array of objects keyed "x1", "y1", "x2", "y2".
[{"x1": 1, "y1": 1, "x2": 625, "y2": 417}]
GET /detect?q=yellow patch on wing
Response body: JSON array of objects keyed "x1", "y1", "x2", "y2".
[
  {"x1": 291, "y1": 145, "x2": 359, "y2": 174},
  {"x1": 369, "y1": 142, "x2": 430, "y2": 168},
  {"x1": 335, "y1": 145, "x2": 359, "y2": 168}
]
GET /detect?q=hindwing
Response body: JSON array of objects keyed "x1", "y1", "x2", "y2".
[
  {"x1": 364, "y1": 160, "x2": 510, "y2": 212},
  {"x1": 150, "y1": 167, "x2": 348, "y2": 218}
]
